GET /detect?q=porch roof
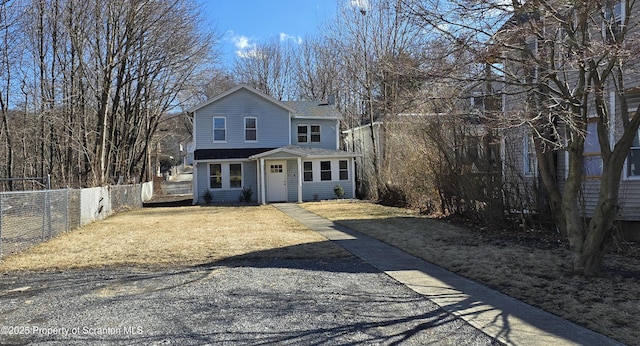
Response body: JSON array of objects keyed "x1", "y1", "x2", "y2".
[
  {"x1": 248, "y1": 145, "x2": 359, "y2": 160},
  {"x1": 194, "y1": 148, "x2": 276, "y2": 161}
]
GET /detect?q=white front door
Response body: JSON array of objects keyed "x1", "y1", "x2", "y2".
[{"x1": 267, "y1": 161, "x2": 287, "y2": 202}]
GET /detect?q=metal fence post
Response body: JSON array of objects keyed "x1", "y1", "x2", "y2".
[
  {"x1": 47, "y1": 175, "x2": 52, "y2": 238},
  {"x1": 65, "y1": 188, "x2": 69, "y2": 233},
  {"x1": 41, "y1": 190, "x2": 46, "y2": 242}
]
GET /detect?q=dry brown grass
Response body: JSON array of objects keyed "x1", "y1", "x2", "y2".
[
  {"x1": 0, "y1": 205, "x2": 350, "y2": 272},
  {"x1": 301, "y1": 201, "x2": 640, "y2": 346}
]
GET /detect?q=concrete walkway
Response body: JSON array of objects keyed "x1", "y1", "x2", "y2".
[{"x1": 274, "y1": 203, "x2": 624, "y2": 346}]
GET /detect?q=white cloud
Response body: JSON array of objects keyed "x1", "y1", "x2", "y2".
[
  {"x1": 279, "y1": 32, "x2": 303, "y2": 44},
  {"x1": 228, "y1": 32, "x2": 259, "y2": 59},
  {"x1": 349, "y1": 0, "x2": 369, "y2": 12}
]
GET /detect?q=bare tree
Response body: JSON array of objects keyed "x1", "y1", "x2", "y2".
[
  {"x1": 323, "y1": 0, "x2": 431, "y2": 199},
  {"x1": 405, "y1": 0, "x2": 640, "y2": 276},
  {"x1": 233, "y1": 38, "x2": 296, "y2": 100},
  {"x1": 9, "y1": 0, "x2": 215, "y2": 187},
  {"x1": 293, "y1": 35, "x2": 341, "y2": 102},
  {"x1": 0, "y1": 0, "x2": 21, "y2": 191}
]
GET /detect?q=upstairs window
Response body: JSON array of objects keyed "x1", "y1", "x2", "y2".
[
  {"x1": 213, "y1": 117, "x2": 226, "y2": 142},
  {"x1": 604, "y1": 1, "x2": 624, "y2": 43},
  {"x1": 297, "y1": 125, "x2": 308, "y2": 143},
  {"x1": 245, "y1": 117, "x2": 257, "y2": 141},
  {"x1": 297, "y1": 124, "x2": 321, "y2": 143},
  {"x1": 310, "y1": 125, "x2": 321, "y2": 142},
  {"x1": 523, "y1": 38, "x2": 538, "y2": 83}
]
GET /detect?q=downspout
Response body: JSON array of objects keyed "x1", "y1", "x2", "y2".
[{"x1": 351, "y1": 157, "x2": 356, "y2": 199}]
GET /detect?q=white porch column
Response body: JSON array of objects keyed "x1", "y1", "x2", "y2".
[
  {"x1": 351, "y1": 157, "x2": 356, "y2": 199},
  {"x1": 260, "y1": 158, "x2": 266, "y2": 205},
  {"x1": 256, "y1": 160, "x2": 261, "y2": 204},
  {"x1": 297, "y1": 157, "x2": 303, "y2": 203}
]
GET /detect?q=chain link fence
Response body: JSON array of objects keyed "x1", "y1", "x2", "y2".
[{"x1": 0, "y1": 184, "x2": 149, "y2": 259}]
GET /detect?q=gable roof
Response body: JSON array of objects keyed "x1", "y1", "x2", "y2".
[
  {"x1": 187, "y1": 84, "x2": 298, "y2": 113},
  {"x1": 283, "y1": 101, "x2": 343, "y2": 120}
]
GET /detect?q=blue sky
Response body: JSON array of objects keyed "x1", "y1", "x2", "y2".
[{"x1": 199, "y1": 1, "x2": 339, "y2": 68}]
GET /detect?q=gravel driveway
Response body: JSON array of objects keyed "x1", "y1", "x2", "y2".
[{"x1": 0, "y1": 258, "x2": 500, "y2": 345}]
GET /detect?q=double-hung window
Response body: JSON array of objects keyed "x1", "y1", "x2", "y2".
[
  {"x1": 339, "y1": 160, "x2": 349, "y2": 180},
  {"x1": 209, "y1": 163, "x2": 242, "y2": 189},
  {"x1": 303, "y1": 162, "x2": 313, "y2": 182},
  {"x1": 604, "y1": 1, "x2": 625, "y2": 43},
  {"x1": 230, "y1": 163, "x2": 242, "y2": 188},
  {"x1": 320, "y1": 161, "x2": 332, "y2": 181},
  {"x1": 245, "y1": 117, "x2": 257, "y2": 141},
  {"x1": 209, "y1": 164, "x2": 222, "y2": 189},
  {"x1": 297, "y1": 124, "x2": 321, "y2": 143},
  {"x1": 310, "y1": 125, "x2": 321, "y2": 142},
  {"x1": 297, "y1": 125, "x2": 308, "y2": 143},
  {"x1": 213, "y1": 117, "x2": 226, "y2": 142},
  {"x1": 583, "y1": 120, "x2": 603, "y2": 178},
  {"x1": 627, "y1": 129, "x2": 640, "y2": 178}
]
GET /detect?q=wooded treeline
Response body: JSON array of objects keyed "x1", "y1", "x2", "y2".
[{"x1": 0, "y1": 0, "x2": 213, "y2": 189}]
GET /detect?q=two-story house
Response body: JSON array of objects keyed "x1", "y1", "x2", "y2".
[
  {"x1": 189, "y1": 85, "x2": 357, "y2": 204},
  {"x1": 496, "y1": 1, "x2": 640, "y2": 239}
]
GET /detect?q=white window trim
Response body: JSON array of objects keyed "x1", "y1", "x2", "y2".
[
  {"x1": 339, "y1": 160, "x2": 349, "y2": 181},
  {"x1": 213, "y1": 116, "x2": 226, "y2": 143},
  {"x1": 302, "y1": 159, "x2": 350, "y2": 183},
  {"x1": 303, "y1": 161, "x2": 313, "y2": 182},
  {"x1": 229, "y1": 163, "x2": 244, "y2": 189},
  {"x1": 602, "y1": 1, "x2": 625, "y2": 42},
  {"x1": 320, "y1": 160, "x2": 332, "y2": 181},
  {"x1": 310, "y1": 124, "x2": 321, "y2": 143},
  {"x1": 297, "y1": 124, "x2": 321, "y2": 143},
  {"x1": 297, "y1": 124, "x2": 309, "y2": 143},
  {"x1": 244, "y1": 116, "x2": 257, "y2": 142},
  {"x1": 208, "y1": 163, "x2": 223, "y2": 189},
  {"x1": 207, "y1": 162, "x2": 244, "y2": 190}
]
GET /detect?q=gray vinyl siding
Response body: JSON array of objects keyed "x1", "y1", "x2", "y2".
[
  {"x1": 194, "y1": 161, "x2": 258, "y2": 204},
  {"x1": 302, "y1": 181, "x2": 353, "y2": 201},
  {"x1": 580, "y1": 180, "x2": 640, "y2": 221},
  {"x1": 618, "y1": 182, "x2": 640, "y2": 221},
  {"x1": 194, "y1": 88, "x2": 290, "y2": 150},
  {"x1": 577, "y1": 90, "x2": 640, "y2": 221},
  {"x1": 283, "y1": 159, "x2": 354, "y2": 202},
  {"x1": 291, "y1": 118, "x2": 339, "y2": 150},
  {"x1": 286, "y1": 159, "x2": 298, "y2": 202}
]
